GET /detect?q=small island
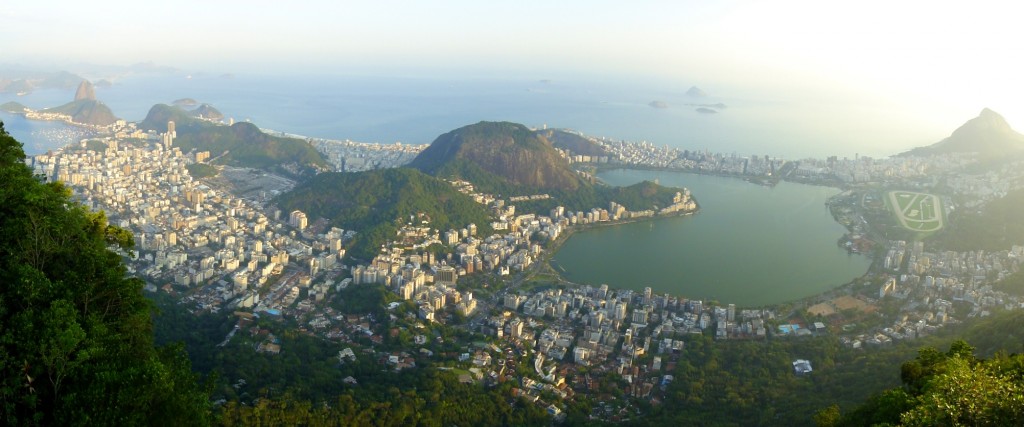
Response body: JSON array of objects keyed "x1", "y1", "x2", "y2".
[
  {"x1": 173, "y1": 98, "x2": 199, "y2": 108},
  {"x1": 686, "y1": 85, "x2": 708, "y2": 97},
  {"x1": 696, "y1": 107, "x2": 718, "y2": 114},
  {"x1": 649, "y1": 100, "x2": 669, "y2": 109}
]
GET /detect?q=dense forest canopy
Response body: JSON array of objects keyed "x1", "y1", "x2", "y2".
[{"x1": 0, "y1": 123, "x2": 210, "y2": 425}]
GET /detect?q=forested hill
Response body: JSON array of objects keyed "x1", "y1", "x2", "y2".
[
  {"x1": 0, "y1": 123, "x2": 210, "y2": 424},
  {"x1": 408, "y1": 121, "x2": 588, "y2": 193},
  {"x1": 273, "y1": 167, "x2": 493, "y2": 261},
  {"x1": 408, "y1": 121, "x2": 691, "y2": 215},
  {"x1": 139, "y1": 104, "x2": 330, "y2": 175}
]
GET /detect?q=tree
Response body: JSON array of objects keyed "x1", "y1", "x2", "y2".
[
  {"x1": 836, "y1": 340, "x2": 1024, "y2": 427},
  {"x1": 900, "y1": 356, "x2": 1024, "y2": 426},
  {"x1": 0, "y1": 123, "x2": 211, "y2": 425}
]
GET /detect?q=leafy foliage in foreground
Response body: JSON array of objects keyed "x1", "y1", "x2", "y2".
[
  {"x1": 827, "y1": 340, "x2": 1024, "y2": 426},
  {"x1": 0, "y1": 123, "x2": 210, "y2": 425}
]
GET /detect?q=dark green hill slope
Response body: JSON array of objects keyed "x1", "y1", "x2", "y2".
[
  {"x1": 930, "y1": 187, "x2": 1024, "y2": 251},
  {"x1": 274, "y1": 168, "x2": 493, "y2": 260},
  {"x1": 409, "y1": 121, "x2": 587, "y2": 193},
  {"x1": 140, "y1": 104, "x2": 329, "y2": 174},
  {"x1": 0, "y1": 123, "x2": 210, "y2": 424}
]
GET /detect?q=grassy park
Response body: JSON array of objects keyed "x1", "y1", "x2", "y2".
[{"x1": 888, "y1": 191, "x2": 943, "y2": 233}]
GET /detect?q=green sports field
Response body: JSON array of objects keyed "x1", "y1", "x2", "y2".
[{"x1": 888, "y1": 191, "x2": 943, "y2": 232}]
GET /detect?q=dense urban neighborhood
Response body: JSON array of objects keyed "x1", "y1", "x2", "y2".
[{"x1": 20, "y1": 110, "x2": 1024, "y2": 421}]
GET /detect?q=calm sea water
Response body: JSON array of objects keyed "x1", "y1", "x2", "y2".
[
  {"x1": 551, "y1": 169, "x2": 872, "y2": 307},
  {"x1": 0, "y1": 73, "x2": 935, "y2": 158},
  {"x1": 0, "y1": 112, "x2": 94, "y2": 156}
]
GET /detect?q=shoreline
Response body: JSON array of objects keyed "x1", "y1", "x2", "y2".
[
  {"x1": 3, "y1": 109, "x2": 110, "y2": 133},
  {"x1": 538, "y1": 167, "x2": 875, "y2": 311},
  {"x1": 589, "y1": 163, "x2": 850, "y2": 191}
]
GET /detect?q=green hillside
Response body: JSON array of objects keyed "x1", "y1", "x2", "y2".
[
  {"x1": 140, "y1": 104, "x2": 330, "y2": 174},
  {"x1": 274, "y1": 168, "x2": 493, "y2": 260}
]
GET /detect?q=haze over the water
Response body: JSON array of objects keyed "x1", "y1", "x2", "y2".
[{"x1": 4, "y1": 0, "x2": 1024, "y2": 157}]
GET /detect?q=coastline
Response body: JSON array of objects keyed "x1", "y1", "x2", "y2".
[
  {"x1": 589, "y1": 163, "x2": 850, "y2": 191},
  {"x1": 539, "y1": 167, "x2": 876, "y2": 311},
  {"x1": 524, "y1": 206, "x2": 700, "y2": 288},
  {"x1": 4, "y1": 108, "x2": 110, "y2": 133}
]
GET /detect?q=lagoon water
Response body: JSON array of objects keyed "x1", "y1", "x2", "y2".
[{"x1": 551, "y1": 169, "x2": 872, "y2": 307}]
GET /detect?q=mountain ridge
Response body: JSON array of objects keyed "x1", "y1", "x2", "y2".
[
  {"x1": 74, "y1": 80, "x2": 96, "y2": 101},
  {"x1": 902, "y1": 108, "x2": 1024, "y2": 158}
]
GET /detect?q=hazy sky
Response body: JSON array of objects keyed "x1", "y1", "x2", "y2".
[{"x1": 5, "y1": 0, "x2": 1024, "y2": 134}]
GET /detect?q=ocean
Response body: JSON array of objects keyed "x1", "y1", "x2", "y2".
[{"x1": 0, "y1": 72, "x2": 941, "y2": 158}]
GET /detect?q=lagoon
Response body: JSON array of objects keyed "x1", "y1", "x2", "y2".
[{"x1": 551, "y1": 169, "x2": 871, "y2": 307}]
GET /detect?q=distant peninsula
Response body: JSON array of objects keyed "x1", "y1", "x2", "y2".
[
  {"x1": 696, "y1": 107, "x2": 718, "y2": 114},
  {"x1": 0, "y1": 70, "x2": 84, "y2": 95},
  {"x1": 39, "y1": 80, "x2": 118, "y2": 126},
  {"x1": 0, "y1": 101, "x2": 29, "y2": 114}
]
